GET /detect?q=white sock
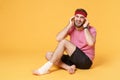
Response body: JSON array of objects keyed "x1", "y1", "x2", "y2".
[{"x1": 37, "y1": 61, "x2": 53, "y2": 74}]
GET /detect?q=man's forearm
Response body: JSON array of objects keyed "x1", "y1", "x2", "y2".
[
  {"x1": 56, "y1": 24, "x2": 72, "y2": 42},
  {"x1": 84, "y1": 28, "x2": 95, "y2": 46}
]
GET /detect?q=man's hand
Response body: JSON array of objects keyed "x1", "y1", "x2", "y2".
[
  {"x1": 69, "y1": 16, "x2": 75, "y2": 26},
  {"x1": 56, "y1": 16, "x2": 75, "y2": 42},
  {"x1": 83, "y1": 18, "x2": 89, "y2": 28}
]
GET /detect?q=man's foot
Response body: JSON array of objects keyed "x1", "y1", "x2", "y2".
[
  {"x1": 67, "y1": 65, "x2": 76, "y2": 74},
  {"x1": 32, "y1": 70, "x2": 41, "y2": 76},
  {"x1": 32, "y1": 61, "x2": 53, "y2": 76},
  {"x1": 32, "y1": 70, "x2": 49, "y2": 76}
]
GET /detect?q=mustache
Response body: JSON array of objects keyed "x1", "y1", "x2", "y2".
[{"x1": 74, "y1": 22, "x2": 83, "y2": 28}]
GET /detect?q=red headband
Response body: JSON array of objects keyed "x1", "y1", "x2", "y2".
[{"x1": 74, "y1": 11, "x2": 87, "y2": 17}]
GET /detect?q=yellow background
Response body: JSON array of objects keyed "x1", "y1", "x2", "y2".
[{"x1": 0, "y1": 0, "x2": 120, "y2": 80}]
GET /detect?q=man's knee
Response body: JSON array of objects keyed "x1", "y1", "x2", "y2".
[
  {"x1": 59, "y1": 39, "x2": 68, "y2": 46},
  {"x1": 45, "y1": 52, "x2": 53, "y2": 60}
]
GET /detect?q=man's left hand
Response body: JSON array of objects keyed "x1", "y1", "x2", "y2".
[{"x1": 83, "y1": 18, "x2": 89, "y2": 28}]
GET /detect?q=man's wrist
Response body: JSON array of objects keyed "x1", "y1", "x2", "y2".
[
  {"x1": 83, "y1": 26, "x2": 88, "y2": 29},
  {"x1": 67, "y1": 24, "x2": 72, "y2": 28}
]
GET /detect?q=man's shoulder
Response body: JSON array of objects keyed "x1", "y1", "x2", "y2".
[
  {"x1": 89, "y1": 26, "x2": 96, "y2": 30},
  {"x1": 89, "y1": 26, "x2": 96, "y2": 33}
]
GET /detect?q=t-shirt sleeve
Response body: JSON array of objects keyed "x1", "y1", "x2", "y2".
[
  {"x1": 90, "y1": 27, "x2": 97, "y2": 40},
  {"x1": 67, "y1": 26, "x2": 75, "y2": 35}
]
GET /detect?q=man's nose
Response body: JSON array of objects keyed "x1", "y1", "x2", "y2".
[
  {"x1": 77, "y1": 18, "x2": 81, "y2": 21},
  {"x1": 77, "y1": 17, "x2": 81, "y2": 20}
]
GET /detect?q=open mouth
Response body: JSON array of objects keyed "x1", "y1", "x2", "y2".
[{"x1": 76, "y1": 20, "x2": 82, "y2": 24}]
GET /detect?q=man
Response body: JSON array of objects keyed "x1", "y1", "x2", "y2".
[{"x1": 33, "y1": 8, "x2": 96, "y2": 75}]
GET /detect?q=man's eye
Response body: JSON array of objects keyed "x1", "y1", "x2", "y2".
[{"x1": 80, "y1": 17, "x2": 85, "y2": 19}]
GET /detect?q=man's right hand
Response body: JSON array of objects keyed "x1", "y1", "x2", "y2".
[
  {"x1": 56, "y1": 16, "x2": 75, "y2": 42},
  {"x1": 69, "y1": 16, "x2": 75, "y2": 27}
]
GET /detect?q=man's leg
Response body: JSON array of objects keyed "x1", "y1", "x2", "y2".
[
  {"x1": 45, "y1": 52, "x2": 76, "y2": 74},
  {"x1": 33, "y1": 39, "x2": 76, "y2": 75},
  {"x1": 49, "y1": 39, "x2": 76, "y2": 63}
]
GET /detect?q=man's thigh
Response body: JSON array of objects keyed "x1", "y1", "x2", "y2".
[{"x1": 63, "y1": 39, "x2": 76, "y2": 56}]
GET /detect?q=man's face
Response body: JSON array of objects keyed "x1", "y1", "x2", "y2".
[{"x1": 74, "y1": 14, "x2": 86, "y2": 28}]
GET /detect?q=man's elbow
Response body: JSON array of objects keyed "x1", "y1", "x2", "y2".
[
  {"x1": 87, "y1": 41, "x2": 95, "y2": 47},
  {"x1": 56, "y1": 37, "x2": 62, "y2": 42},
  {"x1": 88, "y1": 43, "x2": 94, "y2": 47}
]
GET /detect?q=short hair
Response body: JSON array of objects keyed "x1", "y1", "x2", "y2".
[{"x1": 75, "y1": 8, "x2": 88, "y2": 17}]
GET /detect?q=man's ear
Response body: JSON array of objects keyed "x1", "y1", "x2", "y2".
[{"x1": 81, "y1": 18, "x2": 86, "y2": 27}]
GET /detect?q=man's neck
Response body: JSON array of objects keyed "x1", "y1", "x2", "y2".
[{"x1": 75, "y1": 26, "x2": 84, "y2": 31}]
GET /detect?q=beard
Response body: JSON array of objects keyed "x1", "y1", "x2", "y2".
[{"x1": 74, "y1": 21, "x2": 84, "y2": 28}]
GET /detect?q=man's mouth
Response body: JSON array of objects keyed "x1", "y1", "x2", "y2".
[
  {"x1": 76, "y1": 20, "x2": 82, "y2": 24},
  {"x1": 74, "y1": 22, "x2": 82, "y2": 28}
]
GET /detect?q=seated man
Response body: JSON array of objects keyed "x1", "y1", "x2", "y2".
[{"x1": 33, "y1": 8, "x2": 97, "y2": 75}]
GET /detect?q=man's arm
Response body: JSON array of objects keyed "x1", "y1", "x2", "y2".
[
  {"x1": 56, "y1": 17, "x2": 74, "y2": 42},
  {"x1": 83, "y1": 19, "x2": 96, "y2": 46}
]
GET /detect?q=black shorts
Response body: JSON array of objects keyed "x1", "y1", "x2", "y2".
[{"x1": 61, "y1": 47, "x2": 92, "y2": 69}]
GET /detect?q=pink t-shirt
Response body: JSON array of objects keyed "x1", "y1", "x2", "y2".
[{"x1": 68, "y1": 26, "x2": 96, "y2": 61}]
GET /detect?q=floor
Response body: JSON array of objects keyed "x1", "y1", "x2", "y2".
[{"x1": 0, "y1": 49, "x2": 120, "y2": 80}]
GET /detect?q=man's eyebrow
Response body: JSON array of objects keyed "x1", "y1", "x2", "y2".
[{"x1": 80, "y1": 16, "x2": 85, "y2": 18}]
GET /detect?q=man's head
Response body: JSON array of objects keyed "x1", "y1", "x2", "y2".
[{"x1": 74, "y1": 8, "x2": 88, "y2": 28}]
